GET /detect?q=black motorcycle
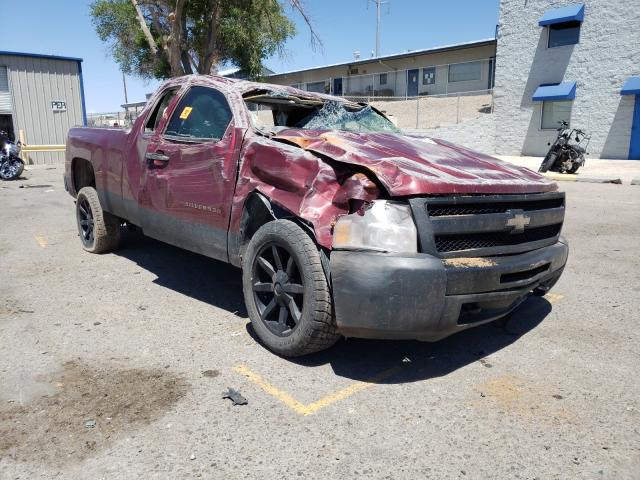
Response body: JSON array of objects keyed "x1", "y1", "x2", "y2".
[
  {"x1": 538, "y1": 121, "x2": 590, "y2": 174},
  {"x1": 0, "y1": 130, "x2": 25, "y2": 180}
]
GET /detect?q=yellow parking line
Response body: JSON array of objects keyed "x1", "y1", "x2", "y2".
[
  {"x1": 543, "y1": 173, "x2": 578, "y2": 182},
  {"x1": 233, "y1": 364, "x2": 308, "y2": 415},
  {"x1": 545, "y1": 292, "x2": 565, "y2": 303},
  {"x1": 234, "y1": 364, "x2": 402, "y2": 416},
  {"x1": 34, "y1": 235, "x2": 47, "y2": 248}
]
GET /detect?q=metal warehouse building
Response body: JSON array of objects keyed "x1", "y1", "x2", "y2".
[{"x1": 0, "y1": 51, "x2": 86, "y2": 164}]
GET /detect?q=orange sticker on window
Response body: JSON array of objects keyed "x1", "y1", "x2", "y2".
[{"x1": 179, "y1": 106, "x2": 193, "y2": 119}]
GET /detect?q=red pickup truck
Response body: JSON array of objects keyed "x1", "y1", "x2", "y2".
[{"x1": 65, "y1": 75, "x2": 568, "y2": 356}]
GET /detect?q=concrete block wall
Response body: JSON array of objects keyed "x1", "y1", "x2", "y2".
[
  {"x1": 493, "y1": 0, "x2": 640, "y2": 159},
  {"x1": 407, "y1": 113, "x2": 497, "y2": 155}
]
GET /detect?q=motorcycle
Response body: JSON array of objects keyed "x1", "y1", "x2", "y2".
[
  {"x1": 538, "y1": 121, "x2": 590, "y2": 174},
  {"x1": 0, "y1": 130, "x2": 25, "y2": 180}
]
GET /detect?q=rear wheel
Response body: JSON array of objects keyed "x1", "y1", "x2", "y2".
[
  {"x1": 75, "y1": 187, "x2": 121, "y2": 253},
  {"x1": 566, "y1": 162, "x2": 581, "y2": 174},
  {"x1": 242, "y1": 220, "x2": 339, "y2": 357}
]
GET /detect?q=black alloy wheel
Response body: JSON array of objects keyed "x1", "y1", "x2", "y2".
[
  {"x1": 251, "y1": 242, "x2": 305, "y2": 337},
  {"x1": 77, "y1": 196, "x2": 95, "y2": 247},
  {"x1": 242, "y1": 219, "x2": 339, "y2": 356}
]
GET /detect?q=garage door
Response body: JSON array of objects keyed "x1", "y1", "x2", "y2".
[{"x1": 0, "y1": 66, "x2": 12, "y2": 114}]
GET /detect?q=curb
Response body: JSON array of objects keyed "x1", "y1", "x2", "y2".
[{"x1": 543, "y1": 173, "x2": 622, "y2": 184}]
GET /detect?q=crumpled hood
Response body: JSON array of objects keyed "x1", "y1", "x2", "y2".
[{"x1": 273, "y1": 129, "x2": 556, "y2": 195}]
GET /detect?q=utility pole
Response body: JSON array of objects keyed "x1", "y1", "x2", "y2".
[
  {"x1": 122, "y1": 72, "x2": 129, "y2": 124},
  {"x1": 369, "y1": 0, "x2": 388, "y2": 57}
]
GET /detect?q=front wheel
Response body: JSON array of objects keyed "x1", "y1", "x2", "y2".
[
  {"x1": 242, "y1": 220, "x2": 340, "y2": 357},
  {"x1": 0, "y1": 158, "x2": 24, "y2": 180},
  {"x1": 538, "y1": 152, "x2": 557, "y2": 173}
]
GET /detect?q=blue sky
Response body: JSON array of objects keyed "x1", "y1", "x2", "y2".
[{"x1": 0, "y1": 0, "x2": 498, "y2": 112}]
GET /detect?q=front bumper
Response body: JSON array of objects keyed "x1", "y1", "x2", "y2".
[{"x1": 329, "y1": 239, "x2": 568, "y2": 341}]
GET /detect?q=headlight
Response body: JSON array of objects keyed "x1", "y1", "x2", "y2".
[{"x1": 332, "y1": 200, "x2": 417, "y2": 253}]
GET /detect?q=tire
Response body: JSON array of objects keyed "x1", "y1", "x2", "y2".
[
  {"x1": 75, "y1": 187, "x2": 121, "y2": 253},
  {"x1": 0, "y1": 158, "x2": 24, "y2": 180},
  {"x1": 538, "y1": 152, "x2": 556, "y2": 173},
  {"x1": 242, "y1": 220, "x2": 340, "y2": 357}
]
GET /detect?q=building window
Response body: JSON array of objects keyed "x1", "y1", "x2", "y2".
[
  {"x1": 548, "y1": 21, "x2": 581, "y2": 48},
  {"x1": 379, "y1": 73, "x2": 387, "y2": 85},
  {"x1": 448, "y1": 61, "x2": 482, "y2": 83},
  {"x1": 306, "y1": 81, "x2": 328, "y2": 93},
  {"x1": 541, "y1": 100, "x2": 572, "y2": 129},
  {"x1": 422, "y1": 67, "x2": 435, "y2": 85}
]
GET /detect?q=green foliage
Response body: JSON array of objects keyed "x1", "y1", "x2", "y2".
[
  {"x1": 89, "y1": 0, "x2": 299, "y2": 80},
  {"x1": 90, "y1": 0, "x2": 168, "y2": 79}
]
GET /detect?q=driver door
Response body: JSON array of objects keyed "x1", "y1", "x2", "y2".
[{"x1": 139, "y1": 85, "x2": 240, "y2": 261}]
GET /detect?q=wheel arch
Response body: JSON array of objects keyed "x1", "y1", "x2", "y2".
[
  {"x1": 229, "y1": 191, "x2": 316, "y2": 267},
  {"x1": 71, "y1": 157, "x2": 95, "y2": 196}
]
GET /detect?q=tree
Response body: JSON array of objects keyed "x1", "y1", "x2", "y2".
[{"x1": 90, "y1": 0, "x2": 320, "y2": 80}]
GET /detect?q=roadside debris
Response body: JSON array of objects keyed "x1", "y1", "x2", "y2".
[
  {"x1": 202, "y1": 370, "x2": 220, "y2": 378},
  {"x1": 222, "y1": 388, "x2": 248, "y2": 406}
]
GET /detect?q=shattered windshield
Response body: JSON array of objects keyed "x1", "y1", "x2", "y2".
[
  {"x1": 298, "y1": 101, "x2": 400, "y2": 133},
  {"x1": 244, "y1": 92, "x2": 400, "y2": 135}
]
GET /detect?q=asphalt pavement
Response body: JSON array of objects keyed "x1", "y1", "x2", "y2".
[{"x1": 0, "y1": 165, "x2": 638, "y2": 479}]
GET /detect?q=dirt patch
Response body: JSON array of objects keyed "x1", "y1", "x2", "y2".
[
  {"x1": 0, "y1": 361, "x2": 189, "y2": 467},
  {"x1": 443, "y1": 257, "x2": 497, "y2": 268},
  {"x1": 472, "y1": 374, "x2": 574, "y2": 423}
]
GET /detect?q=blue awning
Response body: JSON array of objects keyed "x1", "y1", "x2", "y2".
[
  {"x1": 532, "y1": 82, "x2": 577, "y2": 101},
  {"x1": 539, "y1": 4, "x2": 585, "y2": 26},
  {"x1": 621, "y1": 77, "x2": 640, "y2": 95}
]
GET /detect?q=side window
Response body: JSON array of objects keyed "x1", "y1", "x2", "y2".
[
  {"x1": 448, "y1": 61, "x2": 482, "y2": 83},
  {"x1": 145, "y1": 88, "x2": 178, "y2": 133},
  {"x1": 422, "y1": 67, "x2": 436, "y2": 85},
  {"x1": 548, "y1": 21, "x2": 581, "y2": 48},
  {"x1": 164, "y1": 86, "x2": 232, "y2": 141}
]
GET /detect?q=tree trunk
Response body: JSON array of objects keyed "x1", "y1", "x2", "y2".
[
  {"x1": 130, "y1": 0, "x2": 158, "y2": 54},
  {"x1": 199, "y1": 6, "x2": 221, "y2": 74},
  {"x1": 167, "y1": 0, "x2": 187, "y2": 76}
]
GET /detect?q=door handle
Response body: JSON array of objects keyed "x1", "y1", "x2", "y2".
[{"x1": 145, "y1": 151, "x2": 170, "y2": 167}]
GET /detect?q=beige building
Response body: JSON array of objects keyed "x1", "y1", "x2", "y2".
[{"x1": 267, "y1": 39, "x2": 496, "y2": 98}]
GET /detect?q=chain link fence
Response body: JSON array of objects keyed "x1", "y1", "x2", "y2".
[
  {"x1": 88, "y1": 89, "x2": 494, "y2": 132},
  {"x1": 86, "y1": 111, "x2": 131, "y2": 128},
  {"x1": 344, "y1": 89, "x2": 494, "y2": 130}
]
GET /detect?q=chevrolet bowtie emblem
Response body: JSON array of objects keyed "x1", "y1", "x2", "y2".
[{"x1": 505, "y1": 209, "x2": 531, "y2": 233}]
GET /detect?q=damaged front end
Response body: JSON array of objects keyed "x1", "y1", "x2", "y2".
[{"x1": 230, "y1": 86, "x2": 567, "y2": 341}]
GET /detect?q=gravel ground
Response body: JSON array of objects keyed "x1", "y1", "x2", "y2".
[{"x1": 0, "y1": 165, "x2": 638, "y2": 479}]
